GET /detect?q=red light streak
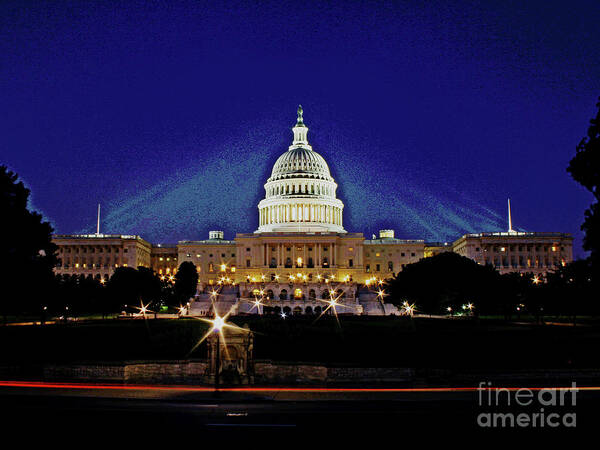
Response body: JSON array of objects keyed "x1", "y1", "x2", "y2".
[{"x1": 0, "y1": 381, "x2": 597, "y2": 393}]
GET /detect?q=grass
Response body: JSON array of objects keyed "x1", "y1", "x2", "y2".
[{"x1": 1, "y1": 315, "x2": 599, "y2": 369}]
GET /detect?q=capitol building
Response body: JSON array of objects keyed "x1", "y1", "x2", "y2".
[{"x1": 52, "y1": 107, "x2": 574, "y2": 316}]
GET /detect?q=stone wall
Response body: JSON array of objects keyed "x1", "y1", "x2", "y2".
[
  {"x1": 9, "y1": 362, "x2": 600, "y2": 385},
  {"x1": 254, "y1": 361, "x2": 328, "y2": 383},
  {"x1": 41, "y1": 360, "x2": 414, "y2": 384},
  {"x1": 43, "y1": 360, "x2": 209, "y2": 384}
]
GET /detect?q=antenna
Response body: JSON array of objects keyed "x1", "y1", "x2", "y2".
[
  {"x1": 96, "y1": 203, "x2": 101, "y2": 235},
  {"x1": 508, "y1": 198, "x2": 514, "y2": 233}
]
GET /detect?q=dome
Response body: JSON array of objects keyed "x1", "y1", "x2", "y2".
[
  {"x1": 269, "y1": 147, "x2": 333, "y2": 182},
  {"x1": 256, "y1": 106, "x2": 345, "y2": 234}
]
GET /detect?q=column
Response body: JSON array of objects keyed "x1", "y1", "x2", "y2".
[
  {"x1": 303, "y1": 244, "x2": 307, "y2": 267},
  {"x1": 331, "y1": 243, "x2": 335, "y2": 266},
  {"x1": 317, "y1": 243, "x2": 321, "y2": 268}
]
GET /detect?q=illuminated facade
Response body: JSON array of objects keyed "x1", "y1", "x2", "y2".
[
  {"x1": 52, "y1": 106, "x2": 573, "y2": 315},
  {"x1": 452, "y1": 232, "x2": 573, "y2": 275}
]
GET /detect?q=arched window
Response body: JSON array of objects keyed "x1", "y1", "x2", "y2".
[
  {"x1": 321, "y1": 289, "x2": 330, "y2": 299},
  {"x1": 309, "y1": 289, "x2": 316, "y2": 300},
  {"x1": 266, "y1": 289, "x2": 274, "y2": 300},
  {"x1": 279, "y1": 289, "x2": 288, "y2": 300}
]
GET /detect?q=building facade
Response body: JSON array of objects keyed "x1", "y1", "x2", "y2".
[
  {"x1": 52, "y1": 106, "x2": 573, "y2": 314},
  {"x1": 452, "y1": 232, "x2": 573, "y2": 275}
]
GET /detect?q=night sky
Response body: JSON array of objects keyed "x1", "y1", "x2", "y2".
[{"x1": 2, "y1": 1, "x2": 599, "y2": 257}]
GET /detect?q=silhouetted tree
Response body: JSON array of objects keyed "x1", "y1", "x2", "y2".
[
  {"x1": 105, "y1": 266, "x2": 163, "y2": 315},
  {"x1": 546, "y1": 260, "x2": 595, "y2": 323},
  {"x1": 173, "y1": 261, "x2": 198, "y2": 306},
  {"x1": 106, "y1": 267, "x2": 140, "y2": 313},
  {"x1": 387, "y1": 252, "x2": 500, "y2": 315},
  {"x1": 0, "y1": 166, "x2": 57, "y2": 321},
  {"x1": 568, "y1": 97, "x2": 600, "y2": 263},
  {"x1": 137, "y1": 267, "x2": 163, "y2": 317}
]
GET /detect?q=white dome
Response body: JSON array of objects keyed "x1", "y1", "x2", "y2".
[
  {"x1": 256, "y1": 106, "x2": 345, "y2": 234},
  {"x1": 269, "y1": 147, "x2": 333, "y2": 182}
]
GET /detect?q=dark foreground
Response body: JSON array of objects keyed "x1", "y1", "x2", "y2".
[{"x1": 1, "y1": 382, "x2": 597, "y2": 442}]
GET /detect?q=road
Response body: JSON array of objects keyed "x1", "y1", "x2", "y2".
[{"x1": 0, "y1": 381, "x2": 597, "y2": 441}]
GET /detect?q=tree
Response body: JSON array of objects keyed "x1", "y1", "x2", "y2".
[
  {"x1": 173, "y1": 261, "x2": 198, "y2": 306},
  {"x1": 387, "y1": 252, "x2": 500, "y2": 315},
  {"x1": 567, "y1": 97, "x2": 600, "y2": 262},
  {"x1": 0, "y1": 166, "x2": 57, "y2": 321},
  {"x1": 106, "y1": 267, "x2": 140, "y2": 313},
  {"x1": 106, "y1": 266, "x2": 163, "y2": 315}
]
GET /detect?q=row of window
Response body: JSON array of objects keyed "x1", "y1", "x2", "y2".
[
  {"x1": 267, "y1": 182, "x2": 334, "y2": 197},
  {"x1": 60, "y1": 246, "x2": 129, "y2": 254},
  {"x1": 59, "y1": 263, "x2": 123, "y2": 269},
  {"x1": 474, "y1": 245, "x2": 565, "y2": 253},
  {"x1": 365, "y1": 251, "x2": 417, "y2": 257},
  {"x1": 365, "y1": 262, "x2": 395, "y2": 273},
  {"x1": 186, "y1": 253, "x2": 235, "y2": 258},
  {"x1": 484, "y1": 257, "x2": 565, "y2": 268}
]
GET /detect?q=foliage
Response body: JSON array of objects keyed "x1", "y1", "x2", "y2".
[
  {"x1": 107, "y1": 266, "x2": 163, "y2": 311},
  {"x1": 568, "y1": 97, "x2": 600, "y2": 261},
  {"x1": 388, "y1": 253, "x2": 597, "y2": 319},
  {"x1": 0, "y1": 166, "x2": 57, "y2": 317},
  {"x1": 173, "y1": 261, "x2": 198, "y2": 305},
  {"x1": 387, "y1": 252, "x2": 499, "y2": 314}
]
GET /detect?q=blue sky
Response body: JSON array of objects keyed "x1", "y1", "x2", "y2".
[{"x1": 2, "y1": 1, "x2": 598, "y2": 256}]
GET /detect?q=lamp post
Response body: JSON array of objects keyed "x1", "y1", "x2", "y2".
[
  {"x1": 212, "y1": 315, "x2": 224, "y2": 390},
  {"x1": 215, "y1": 331, "x2": 220, "y2": 390}
]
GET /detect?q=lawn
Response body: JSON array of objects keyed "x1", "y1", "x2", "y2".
[{"x1": 1, "y1": 316, "x2": 599, "y2": 369}]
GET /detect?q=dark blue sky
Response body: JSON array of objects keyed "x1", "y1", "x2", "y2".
[{"x1": 2, "y1": 1, "x2": 599, "y2": 257}]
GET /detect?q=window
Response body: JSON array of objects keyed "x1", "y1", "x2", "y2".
[
  {"x1": 411, "y1": 253, "x2": 415, "y2": 257},
  {"x1": 401, "y1": 252, "x2": 405, "y2": 257},
  {"x1": 246, "y1": 259, "x2": 251, "y2": 267},
  {"x1": 366, "y1": 264, "x2": 370, "y2": 273},
  {"x1": 231, "y1": 253, "x2": 235, "y2": 257},
  {"x1": 221, "y1": 253, "x2": 225, "y2": 257},
  {"x1": 376, "y1": 264, "x2": 380, "y2": 272},
  {"x1": 209, "y1": 253, "x2": 213, "y2": 257},
  {"x1": 388, "y1": 261, "x2": 393, "y2": 272},
  {"x1": 349, "y1": 259, "x2": 354, "y2": 267},
  {"x1": 246, "y1": 248, "x2": 251, "y2": 252}
]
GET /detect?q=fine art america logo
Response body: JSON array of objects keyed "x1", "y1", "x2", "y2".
[{"x1": 477, "y1": 382, "x2": 577, "y2": 428}]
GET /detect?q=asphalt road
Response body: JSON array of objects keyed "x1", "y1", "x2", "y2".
[{"x1": 1, "y1": 383, "x2": 597, "y2": 442}]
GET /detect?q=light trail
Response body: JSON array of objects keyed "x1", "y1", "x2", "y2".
[{"x1": 0, "y1": 381, "x2": 597, "y2": 393}]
